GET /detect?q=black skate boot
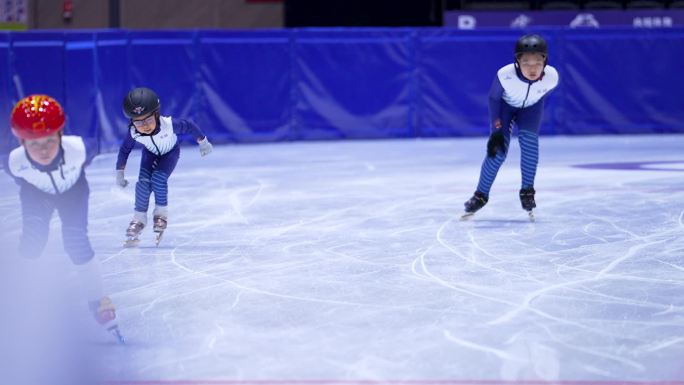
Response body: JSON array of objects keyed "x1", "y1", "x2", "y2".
[
  {"x1": 153, "y1": 215, "x2": 167, "y2": 246},
  {"x1": 460, "y1": 191, "x2": 488, "y2": 220},
  {"x1": 519, "y1": 187, "x2": 536, "y2": 221},
  {"x1": 124, "y1": 221, "x2": 144, "y2": 248}
]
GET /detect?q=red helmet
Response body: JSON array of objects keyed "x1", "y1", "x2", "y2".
[{"x1": 10, "y1": 94, "x2": 65, "y2": 140}]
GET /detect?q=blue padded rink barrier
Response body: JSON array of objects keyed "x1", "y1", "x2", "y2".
[{"x1": 1, "y1": 134, "x2": 684, "y2": 382}]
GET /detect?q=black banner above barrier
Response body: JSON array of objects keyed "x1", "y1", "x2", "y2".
[{"x1": 445, "y1": 9, "x2": 684, "y2": 29}]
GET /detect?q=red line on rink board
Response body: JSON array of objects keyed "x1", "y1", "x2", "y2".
[{"x1": 101, "y1": 380, "x2": 684, "y2": 385}]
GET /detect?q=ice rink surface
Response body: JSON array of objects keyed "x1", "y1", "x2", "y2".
[{"x1": 1, "y1": 134, "x2": 684, "y2": 383}]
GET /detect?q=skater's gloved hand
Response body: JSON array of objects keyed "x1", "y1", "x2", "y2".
[
  {"x1": 486, "y1": 130, "x2": 506, "y2": 158},
  {"x1": 198, "y1": 137, "x2": 213, "y2": 157},
  {"x1": 115, "y1": 169, "x2": 128, "y2": 188}
]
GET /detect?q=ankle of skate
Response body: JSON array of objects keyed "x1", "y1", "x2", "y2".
[
  {"x1": 126, "y1": 220, "x2": 145, "y2": 237},
  {"x1": 153, "y1": 215, "x2": 167, "y2": 233},
  {"x1": 519, "y1": 187, "x2": 536, "y2": 211},
  {"x1": 464, "y1": 191, "x2": 488, "y2": 213}
]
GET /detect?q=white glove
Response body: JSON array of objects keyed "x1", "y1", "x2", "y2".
[
  {"x1": 116, "y1": 169, "x2": 128, "y2": 188},
  {"x1": 198, "y1": 137, "x2": 213, "y2": 157}
]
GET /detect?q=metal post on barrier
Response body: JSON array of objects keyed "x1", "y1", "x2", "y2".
[{"x1": 109, "y1": 0, "x2": 120, "y2": 28}]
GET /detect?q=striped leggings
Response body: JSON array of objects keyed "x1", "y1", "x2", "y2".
[
  {"x1": 135, "y1": 145, "x2": 180, "y2": 213},
  {"x1": 476, "y1": 130, "x2": 539, "y2": 196}
]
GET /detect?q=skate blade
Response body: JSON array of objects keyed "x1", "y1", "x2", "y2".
[
  {"x1": 154, "y1": 230, "x2": 164, "y2": 246},
  {"x1": 460, "y1": 212, "x2": 475, "y2": 221},
  {"x1": 108, "y1": 325, "x2": 126, "y2": 345},
  {"x1": 527, "y1": 210, "x2": 535, "y2": 222},
  {"x1": 123, "y1": 238, "x2": 140, "y2": 248}
]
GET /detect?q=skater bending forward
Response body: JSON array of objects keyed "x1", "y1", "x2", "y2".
[
  {"x1": 116, "y1": 87, "x2": 213, "y2": 246},
  {"x1": 5, "y1": 94, "x2": 124, "y2": 343},
  {"x1": 462, "y1": 34, "x2": 559, "y2": 221}
]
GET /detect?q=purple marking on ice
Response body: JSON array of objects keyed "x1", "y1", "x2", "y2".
[{"x1": 572, "y1": 160, "x2": 684, "y2": 172}]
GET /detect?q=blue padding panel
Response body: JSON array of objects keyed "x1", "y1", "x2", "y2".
[
  {"x1": 128, "y1": 31, "x2": 197, "y2": 144},
  {"x1": 0, "y1": 33, "x2": 15, "y2": 155},
  {"x1": 560, "y1": 28, "x2": 684, "y2": 135},
  {"x1": 294, "y1": 28, "x2": 415, "y2": 140},
  {"x1": 198, "y1": 30, "x2": 291, "y2": 142},
  {"x1": 417, "y1": 29, "x2": 514, "y2": 137},
  {"x1": 95, "y1": 31, "x2": 131, "y2": 153},
  {"x1": 0, "y1": 27, "x2": 682, "y2": 159},
  {"x1": 64, "y1": 32, "x2": 98, "y2": 148},
  {"x1": 10, "y1": 32, "x2": 65, "y2": 103}
]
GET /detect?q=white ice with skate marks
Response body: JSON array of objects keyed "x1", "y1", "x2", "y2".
[{"x1": 2, "y1": 135, "x2": 684, "y2": 381}]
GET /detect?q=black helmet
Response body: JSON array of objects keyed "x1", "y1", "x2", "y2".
[
  {"x1": 514, "y1": 34, "x2": 548, "y2": 58},
  {"x1": 123, "y1": 87, "x2": 160, "y2": 119}
]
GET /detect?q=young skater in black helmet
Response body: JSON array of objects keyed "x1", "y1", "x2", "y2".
[
  {"x1": 462, "y1": 34, "x2": 559, "y2": 221},
  {"x1": 116, "y1": 87, "x2": 213, "y2": 246}
]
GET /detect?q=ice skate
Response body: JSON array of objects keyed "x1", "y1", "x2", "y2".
[
  {"x1": 460, "y1": 191, "x2": 488, "y2": 220},
  {"x1": 123, "y1": 220, "x2": 144, "y2": 248},
  {"x1": 153, "y1": 215, "x2": 167, "y2": 246},
  {"x1": 520, "y1": 187, "x2": 536, "y2": 222},
  {"x1": 91, "y1": 296, "x2": 125, "y2": 345}
]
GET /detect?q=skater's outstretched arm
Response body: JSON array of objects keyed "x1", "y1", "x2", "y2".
[
  {"x1": 486, "y1": 77, "x2": 506, "y2": 158},
  {"x1": 488, "y1": 76, "x2": 505, "y2": 131},
  {"x1": 172, "y1": 119, "x2": 213, "y2": 156},
  {"x1": 115, "y1": 134, "x2": 136, "y2": 187},
  {"x1": 171, "y1": 118, "x2": 204, "y2": 140},
  {"x1": 116, "y1": 134, "x2": 136, "y2": 170}
]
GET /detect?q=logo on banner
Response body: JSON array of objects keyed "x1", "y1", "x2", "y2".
[
  {"x1": 458, "y1": 15, "x2": 476, "y2": 29},
  {"x1": 570, "y1": 13, "x2": 600, "y2": 28},
  {"x1": 633, "y1": 16, "x2": 673, "y2": 28},
  {"x1": 511, "y1": 14, "x2": 532, "y2": 28}
]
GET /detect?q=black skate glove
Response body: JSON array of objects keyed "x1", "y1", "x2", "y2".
[{"x1": 487, "y1": 130, "x2": 506, "y2": 158}]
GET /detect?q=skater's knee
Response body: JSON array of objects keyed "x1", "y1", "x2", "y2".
[
  {"x1": 19, "y1": 244, "x2": 44, "y2": 260},
  {"x1": 62, "y1": 227, "x2": 95, "y2": 264},
  {"x1": 490, "y1": 150, "x2": 508, "y2": 163},
  {"x1": 19, "y1": 230, "x2": 48, "y2": 259},
  {"x1": 69, "y1": 251, "x2": 95, "y2": 265},
  {"x1": 484, "y1": 150, "x2": 507, "y2": 165},
  {"x1": 151, "y1": 171, "x2": 169, "y2": 184},
  {"x1": 518, "y1": 129, "x2": 539, "y2": 143},
  {"x1": 66, "y1": 247, "x2": 95, "y2": 265}
]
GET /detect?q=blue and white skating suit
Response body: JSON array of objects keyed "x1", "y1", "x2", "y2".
[
  {"x1": 5, "y1": 135, "x2": 96, "y2": 264},
  {"x1": 488, "y1": 63, "x2": 559, "y2": 133},
  {"x1": 476, "y1": 64, "x2": 559, "y2": 196},
  {"x1": 116, "y1": 116, "x2": 206, "y2": 214}
]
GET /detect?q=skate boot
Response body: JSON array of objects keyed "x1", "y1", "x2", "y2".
[
  {"x1": 153, "y1": 215, "x2": 167, "y2": 246},
  {"x1": 90, "y1": 296, "x2": 125, "y2": 344},
  {"x1": 124, "y1": 220, "x2": 144, "y2": 248},
  {"x1": 519, "y1": 187, "x2": 536, "y2": 222},
  {"x1": 460, "y1": 191, "x2": 488, "y2": 220}
]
